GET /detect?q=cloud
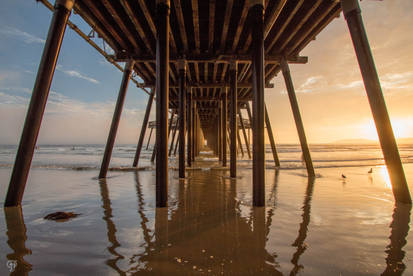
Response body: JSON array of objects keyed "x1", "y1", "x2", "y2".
[
  {"x1": 0, "y1": 91, "x2": 29, "y2": 106},
  {"x1": 337, "y1": 80, "x2": 364, "y2": 90},
  {"x1": 296, "y1": 76, "x2": 326, "y2": 93},
  {"x1": 56, "y1": 65, "x2": 100, "y2": 84},
  {"x1": 0, "y1": 90, "x2": 146, "y2": 144},
  {"x1": 0, "y1": 26, "x2": 45, "y2": 44},
  {"x1": 336, "y1": 71, "x2": 413, "y2": 92},
  {"x1": 1, "y1": 87, "x2": 31, "y2": 94},
  {"x1": 380, "y1": 71, "x2": 413, "y2": 90}
]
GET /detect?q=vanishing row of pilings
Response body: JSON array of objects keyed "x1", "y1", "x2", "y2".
[{"x1": 4, "y1": 0, "x2": 411, "y2": 208}]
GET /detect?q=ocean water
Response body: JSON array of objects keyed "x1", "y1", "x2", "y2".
[
  {"x1": 1, "y1": 143, "x2": 412, "y2": 170},
  {"x1": 0, "y1": 144, "x2": 412, "y2": 275}
]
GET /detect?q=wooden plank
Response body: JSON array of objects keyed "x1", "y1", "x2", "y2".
[
  {"x1": 120, "y1": 0, "x2": 154, "y2": 54},
  {"x1": 278, "y1": 0, "x2": 323, "y2": 52},
  {"x1": 192, "y1": 0, "x2": 200, "y2": 53},
  {"x1": 136, "y1": 0, "x2": 176, "y2": 53},
  {"x1": 204, "y1": 62, "x2": 208, "y2": 82},
  {"x1": 266, "y1": 0, "x2": 305, "y2": 54},
  {"x1": 242, "y1": 0, "x2": 287, "y2": 53},
  {"x1": 221, "y1": 63, "x2": 228, "y2": 82},
  {"x1": 73, "y1": 1, "x2": 120, "y2": 52},
  {"x1": 137, "y1": 0, "x2": 156, "y2": 36},
  {"x1": 292, "y1": 5, "x2": 341, "y2": 55},
  {"x1": 212, "y1": 63, "x2": 218, "y2": 82},
  {"x1": 286, "y1": 1, "x2": 338, "y2": 55},
  {"x1": 231, "y1": 1, "x2": 249, "y2": 52},
  {"x1": 134, "y1": 63, "x2": 152, "y2": 83},
  {"x1": 173, "y1": 0, "x2": 188, "y2": 51},
  {"x1": 101, "y1": 0, "x2": 140, "y2": 51},
  {"x1": 194, "y1": 62, "x2": 200, "y2": 83},
  {"x1": 209, "y1": 0, "x2": 216, "y2": 51},
  {"x1": 82, "y1": 0, "x2": 130, "y2": 51},
  {"x1": 220, "y1": 0, "x2": 234, "y2": 52},
  {"x1": 264, "y1": 0, "x2": 288, "y2": 38}
]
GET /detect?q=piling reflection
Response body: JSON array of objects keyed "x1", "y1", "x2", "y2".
[
  {"x1": 4, "y1": 206, "x2": 32, "y2": 275},
  {"x1": 128, "y1": 172, "x2": 153, "y2": 273},
  {"x1": 131, "y1": 169, "x2": 283, "y2": 275},
  {"x1": 98, "y1": 178, "x2": 125, "y2": 275},
  {"x1": 382, "y1": 203, "x2": 411, "y2": 275},
  {"x1": 290, "y1": 176, "x2": 315, "y2": 275}
]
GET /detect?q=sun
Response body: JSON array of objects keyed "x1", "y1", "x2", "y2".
[{"x1": 359, "y1": 118, "x2": 412, "y2": 141}]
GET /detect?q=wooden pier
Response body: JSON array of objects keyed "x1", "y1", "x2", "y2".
[{"x1": 4, "y1": 0, "x2": 411, "y2": 207}]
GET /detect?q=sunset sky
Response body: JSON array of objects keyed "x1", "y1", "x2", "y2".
[{"x1": 0, "y1": 0, "x2": 412, "y2": 144}]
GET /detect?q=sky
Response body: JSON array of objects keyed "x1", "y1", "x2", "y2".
[{"x1": 0, "y1": 0, "x2": 413, "y2": 145}]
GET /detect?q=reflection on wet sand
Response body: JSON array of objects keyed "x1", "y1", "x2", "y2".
[
  {"x1": 290, "y1": 177, "x2": 315, "y2": 275},
  {"x1": 98, "y1": 179, "x2": 125, "y2": 275},
  {"x1": 131, "y1": 167, "x2": 283, "y2": 275},
  {"x1": 4, "y1": 207, "x2": 32, "y2": 275},
  {"x1": 3, "y1": 161, "x2": 412, "y2": 275},
  {"x1": 382, "y1": 203, "x2": 411, "y2": 275}
]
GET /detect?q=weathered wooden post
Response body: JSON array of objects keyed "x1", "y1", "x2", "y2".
[
  {"x1": 156, "y1": 0, "x2": 170, "y2": 207},
  {"x1": 167, "y1": 111, "x2": 175, "y2": 156},
  {"x1": 222, "y1": 88, "x2": 228, "y2": 167},
  {"x1": 178, "y1": 60, "x2": 186, "y2": 178},
  {"x1": 187, "y1": 88, "x2": 192, "y2": 166},
  {"x1": 239, "y1": 106, "x2": 251, "y2": 159},
  {"x1": 169, "y1": 115, "x2": 178, "y2": 156},
  {"x1": 133, "y1": 89, "x2": 155, "y2": 167},
  {"x1": 173, "y1": 130, "x2": 179, "y2": 156},
  {"x1": 146, "y1": 127, "x2": 153, "y2": 150},
  {"x1": 192, "y1": 101, "x2": 196, "y2": 161},
  {"x1": 5, "y1": 0, "x2": 75, "y2": 207},
  {"x1": 280, "y1": 57, "x2": 315, "y2": 178},
  {"x1": 168, "y1": 111, "x2": 175, "y2": 141},
  {"x1": 250, "y1": 0, "x2": 265, "y2": 206},
  {"x1": 341, "y1": 0, "x2": 411, "y2": 204},
  {"x1": 218, "y1": 103, "x2": 222, "y2": 161},
  {"x1": 99, "y1": 60, "x2": 135, "y2": 179},
  {"x1": 265, "y1": 104, "x2": 280, "y2": 167},
  {"x1": 151, "y1": 142, "x2": 157, "y2": 162},
  {"x1": 237, "y1": 126, "x2": 244, "y2": 157},
  {"x1": 230, "y1": 61, "x2": 238, "y2": 177},
  {"x1": 192, "y1": 103, "x2": 196, "y2": 159}
]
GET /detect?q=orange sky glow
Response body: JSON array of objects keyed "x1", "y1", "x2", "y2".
[{"x1": 264, "y1": 0, "x2": 413, "y2": 144}]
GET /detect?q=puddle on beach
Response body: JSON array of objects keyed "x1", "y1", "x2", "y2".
[{"x1": 0, "y1": 152, "x2": 412, "y2": 275}]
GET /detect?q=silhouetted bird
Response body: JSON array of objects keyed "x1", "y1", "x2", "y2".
[
  {"x1": 368, "y1": 168, "x2": 373, "y2": 173},
  {"x1": 341, "y1": 174, "x2": 346, "y2": 178}
]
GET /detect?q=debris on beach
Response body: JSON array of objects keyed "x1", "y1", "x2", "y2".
[
  {"x1": 44, "y1": 211, "x2": 79, "y2": 221},
  {"x1": 368, "y1": 168, "x2": 373, "y2": 173},
  {"x1": 341, "y1": 174, "x2": 346, "y2": 178}
]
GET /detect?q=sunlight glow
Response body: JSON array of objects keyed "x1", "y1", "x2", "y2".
[
  {"x1": 378, "y1": 166, "x2": 392, "y2": 190},
  {"x1": 359, "y1": 118, "x2": 413, "y2": 141}
]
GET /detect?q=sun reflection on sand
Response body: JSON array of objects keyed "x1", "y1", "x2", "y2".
[
  {"x1": 378, "y1": 165, "x2": 392, "y2": 190},
  {"x1": 1, "y1": 158, "x2": 413, "y2": 274}
]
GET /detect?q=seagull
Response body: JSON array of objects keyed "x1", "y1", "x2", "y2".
[
  {"x1": 341, "y1": 174, "x2": 346, "y2": 178},
  {"x1": 368, "y1": 168, "x2": 373, "y2": 173}
]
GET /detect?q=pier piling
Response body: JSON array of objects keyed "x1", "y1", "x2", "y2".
[
  {"x1": 133, "y1": 89, "x2": 155, "y2": 167},
  {"x1": 265, "y1": 104, "x2": 280, "y2": 167},
  {"x1": 280, "y1": 57, "x2": 315, "y2": 178},
  {"x1": 178, "y1": 60, "x2": 186, "y2": 178},
  {"x1": 99, "y1": 60, "x2": 134, "y2": 179},
  {"x1": 230, "y1": 62, "x2": 238, "y2": 177},
  {"x1": 5, "y1": 0, "x2": 74, "y2": 207},
  {"x1": 251, "y1": 0, "x2": 266, "y2": 207},
  {"x1": 341, "y1": 0, "x2": 411, "y2": 204},
  {"x1": 155, "y1": 0, "x2": 170, "y2": 208}
]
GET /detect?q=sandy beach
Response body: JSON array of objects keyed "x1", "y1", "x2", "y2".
[{"x1": 0, "y1": 146, "x2": 412, "y2": 275}]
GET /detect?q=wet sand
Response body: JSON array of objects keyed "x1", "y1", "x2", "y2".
[{"x1": 0, "y1": 151, "x2": 412, "y2": 275}]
